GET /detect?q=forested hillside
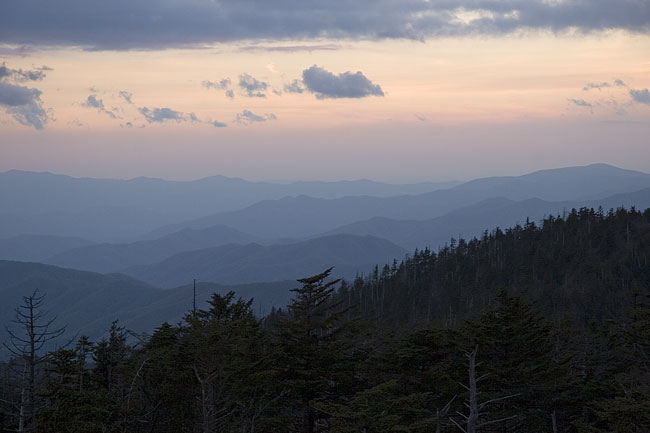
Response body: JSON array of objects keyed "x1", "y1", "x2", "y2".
[
  {"x1": 0, "y1": 208, "x2": 648, "y2": 432},
  {"x1": 339, "y1": 207, "x2": 650, "y2": 329}
]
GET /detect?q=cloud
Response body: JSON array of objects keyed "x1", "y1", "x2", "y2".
[
  {"x1": 0, "y1": 45, "x2": 35, "y2": 57},
  {"x1": 301, "y1": 65, "x2": 384, "y2": 99},
  {"x1": 238, "y1": 74, "x2": 268, "y2": 98},
  {"x1": 0, "y1": 70, "x2": 48, "y2": 129},
  {"x1": 583, "y1": 79, "x2": 628, "y2": 91},
  {"x1": 119, "y1": 90, "x2": 133, "y2": 104},
  {"x1": 284, "y1": 79, "x2": 305, "y2": 94},
  {"x1": 568, "y1": 98, "x2": 592, "y2": 107},
  {"x1": 212, "y1": 120, "x2": 227, "y2": 127},
  {"x1": 0, "y1": 63, "x2": 50, "y2": 82},
  {"x1": 236, "y1": 109, "x2": 276, "y2": 124},
  {"x1": 238, "y1": 44, "x2": 340, "y2": 53},
  {"x1": 82, "y1": 94, "x2": 117, "y2": 119},
  {"x1": 138, "y1": 106, "x2": 189, "y2": 123},
  {"x1": 1, "y1": 1, "x2": 648, "y2": 50},
  {"x1": 630, "y1": 88, "x2": 650, "y2": 105},
  {"x1": 202, "y1": 79, "x2": 231, "y2": 90},
  {"x1": 203, "y1": 78, "x2": 234, "y2": 99},
  {"x1": 583, "y1": 82, "x2": 611, "y2": 91}
]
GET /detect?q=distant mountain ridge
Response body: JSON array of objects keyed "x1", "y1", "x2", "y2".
[
  {"x1": 0, "y1": 260, "x2": 296, "y2": 349},
  {"x1": 145, "y1": 164, "x2": 650, "y2": 239},
  {"x1": 324, "y1": 187, "x2": 650, "y2": 251},
  {"x1": 123, "y1": 234, "x2": 407, "y2": 287},
  {"x1": 43, "y1": 224, "x2": 262, "y2": 273},
  {"x1": 0, "y1": 169, "x2": 458, "y2": 215},
  {"x1": 0, "y1": 170, "x2": 458, "y2": 242},
  {"x1": 0, "y1": 234, "x2": 95, "y2": 262}
]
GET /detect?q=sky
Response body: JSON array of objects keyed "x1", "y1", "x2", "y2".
[{"x1": 1, "y1": 0, "x2": 649, "y2": 182}]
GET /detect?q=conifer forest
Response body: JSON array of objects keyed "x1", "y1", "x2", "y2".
[{"x1": 1, "y1": 207, "x2": 648, "y2": 433}]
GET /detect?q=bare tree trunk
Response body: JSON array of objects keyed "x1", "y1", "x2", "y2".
[
  {"x1": 466, "y1": 347, "x2": 479, "y2": 433},
  {"x1": 551, "y1": 410, "x2": 558, "y2": 433},
  {"x1": 194, "y1": 366, "x2": 215, "y2": 433},
  {"x1": 18, "y1": 359, "x2": 27, "y2": 433}
]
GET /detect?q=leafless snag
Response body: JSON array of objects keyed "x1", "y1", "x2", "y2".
[
  {"x1": 450, "y1": 346, "x2": 520, "y2": 433},
  {"x1": 3, "y1": 290, "x2": 68, "y2": 432}
]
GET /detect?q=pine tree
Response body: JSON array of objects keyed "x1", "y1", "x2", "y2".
[{"x1": 275, "y1": 268, "x2": 360, "y2": 433}]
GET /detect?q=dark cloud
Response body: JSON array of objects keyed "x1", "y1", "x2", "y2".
[
  {"x1": 119, "y1": 90, "x2": 133, "y2": 104},
  {"x1": 238, "y1": 44, "x2": 340, "y2": 53},
  {"x1": 0, "y1": 63, "x2": 50, "y2": 82},
  {"x1": 238, "y1": 74, "x2": 268, "y2": 98},
  {"x1": 630, "y1": 88, "x2": 650, "y2": 105},
  {"x1": 568, "y1": 98, "x2": 592, "y2": 107},
  {"x1": 301, "y1": 65, "x2": 384, "y2": 99},
  {"x1": 82, "y1": 94, "x2": 117, "y2": 119},
  {"x1": 236, "y1": 109, "x2": 276, "y2": 124},
  {"x1": 614, "y1": 79, "x2": 626, "y2": 87},
  {"x1": 3, "y1": 1, "x2": 647, "y2": 50},
  {"x1": 0, "y1": 45, "x2": 35, "y2": 56},
  {"x1": 138, "y1": 106, "x2": 187, "y2": 123},
  {"x1": 212, "y1": 120, "x2": 227, "y2": 127},
  {"x1": 0, "y1": 81, "x2": 47, "y2": 129},
  {"x1": 284, "y1": 79, "x2": 305, "y2": 94},
  {"x1": 225, "y1": 89, "x2": 234, "y2": 99}
]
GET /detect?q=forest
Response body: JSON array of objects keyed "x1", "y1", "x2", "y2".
[{"x1": 0, "y1": 207, "x2": 648, "y2": 433}]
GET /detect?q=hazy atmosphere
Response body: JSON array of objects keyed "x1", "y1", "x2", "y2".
[
  {"x1": 1, "y1": 2, "x2": 650, "y2": 433},
  {"x1": 1, "y1": 0, "x2": 649, "y2": 181}
]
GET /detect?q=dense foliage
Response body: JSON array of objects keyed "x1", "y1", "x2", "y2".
[{"x1": 0, "y1": 207, "x2": 649, "y2": 433}]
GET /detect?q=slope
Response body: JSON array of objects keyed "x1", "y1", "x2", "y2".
[
  {"x1": 145, "y1": 164, "x2": 650, "y2": 239},
  {"x1": 123, "y1": 234, "x2": 407, "y2": 287},
  {"x1": 43, "y1": 224, "x2": 261, "y2": 273}
]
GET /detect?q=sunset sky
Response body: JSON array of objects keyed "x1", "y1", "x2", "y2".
[{"x1": 1, "y1": 0, "x2": 649, "y2": 182}]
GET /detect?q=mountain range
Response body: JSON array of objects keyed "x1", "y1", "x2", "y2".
[
  {"x1": 0, "y1": 260, "x2": 296, "y2": 349},
  {"x1": 145, "y1": 164, "x2": 650, "y2": 239},
  {"x1": 3, "y1": 163, "x2": 650, "y2": 347},
  {"x1": 0, "y1": 170, "x2": 457, "y2": 241}
]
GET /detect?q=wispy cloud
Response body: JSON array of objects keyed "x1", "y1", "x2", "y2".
[
  {"x1": 202, "y1": 78, "x2": 234, "y2": 99},
  {"x1": 236, "y1": 109, "x2": 276, "y2": 124},
  {"x1": 284, "y1": 79, "x2": 306, "y2": 94},
  {"x1": 568, "y1": 98, "x2": 592, "y2": 108},
  {"x1": 139, "y1": 107, "x2": 187, "y2": 123},
  {"x1": 82, "y1": 94, "x2": 118, "y2": 119},
  {"x1": 583, "y1": 80, "x2": 627, "y2": 91},
  {"x1": 119, "y1": 90, "x2": 133, "y2": 104},
  {"x1": 0, "y1": 63, "x2": 51, "y2": 82},
  {"x1": 202, "y1": 79, "x2": 231, "y2": 90}
]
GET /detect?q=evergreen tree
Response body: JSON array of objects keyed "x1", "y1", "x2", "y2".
[{"x1": 275, "y1": 268, "x2": 360, "y2": 433}]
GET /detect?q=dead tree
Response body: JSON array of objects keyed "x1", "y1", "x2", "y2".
[
  {"x1": 3, "y1": 291, "x2": 66, "y2": 432},
  {"x1": 450, "y1": 346, "x2": 519, "y2": 433}
]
